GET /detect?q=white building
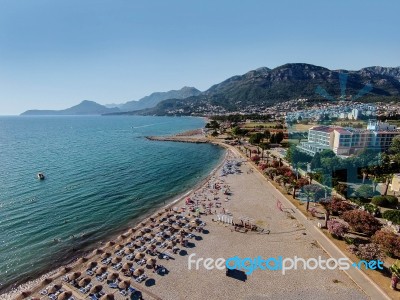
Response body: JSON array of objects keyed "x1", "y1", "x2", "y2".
[{"x1": 297, "y1": 120, "x2": 400, "y2": 156}]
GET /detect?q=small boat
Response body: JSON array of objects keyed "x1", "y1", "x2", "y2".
[{"x1": 37, "y1": 173, "x2": 45, "y2": 180}]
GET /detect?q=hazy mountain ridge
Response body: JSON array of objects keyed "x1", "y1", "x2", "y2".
[{"x1": 21, "y1": 100, "x2": 120, "y2": 116}]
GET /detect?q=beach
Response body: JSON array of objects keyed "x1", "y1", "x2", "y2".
[{"x1": 1, "y1": 135, "x2": 369, "y2": 300}]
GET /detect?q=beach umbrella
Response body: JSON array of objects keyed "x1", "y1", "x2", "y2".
[
  {"x1": 135, "y1": 240, "x2": 145, "y2": 247},
  {"x1": 127, "y1": 236, "x2": 136, "y2": 243},
  {"x1": 135, "y1": 252, "x2": 145, "y2": 260},
  {"x1": 157, "y1": 211, "x2": 163, "y2": 216},
  {"x1": 140, "y1": 222, "x2": 147, "y2": 227},
  {"x1": 166, "y1": 241, "x2": 176, "y2": 249},
  {"x1": 156, "y1": 236, "x2": 165, "y2": 243},
  {"x1": 172, "y1": 224, "x2": 181, "y2": 230},
  {"x1": 100, "y1": 294, "x2": 115, "y2": 300},
  {"x1": 117, "y1": 234, "x2": 126, "y2": 242},
  {"x1": 118, "y1": 280, "x2": 131, "y2": 290},
  {"x1": 57, "y1": 291, "x2": 72, "y2": 300},
  {"x1": 89, "y1": 285, "x2": 103, "y2": 294},
  {"x1": 133, "y1": 268, "x2": 144, "y2": 276},
  {"x1": 69, "y1": 272, "x2": 82, "y2": 280},
  {"x1": 78, "y1": 277, "x2": 91, "y2": 287},
  {"x1": 60, "y1": 267, "x2": 72, "y2": 275},
  {"x1": 149, "y1": 243, "x2": 157, "y2": 250},
  {"x1": 107, "y1": 272, "x2": 119, "y2": 281},
  {"x1": 17, "y1": 291, "x2": 32, "y2": 299},
  {"x1": 48, "y1": 284, "x2": 62, "y2": 294},
  {"x1": 124, "y1": 248, "x2": 133, "y2": 255},
  {"x1": 149, "y1": 223, "x2": 155, "y2": 228},
  {"x1": 140, "y1": 228, "x2": 146, "y2": 234},
  {"x1": 128, "y1": 228, "x2": 136, "y2": 234},
  {"x1": 111, "y1": 257, "x2": 122, "y2": 264},
  {"x1": 114, "y1": 244, "x2": 124, "y2": 251},
  {"x1": 76, "y1": 257, "x2": 88, "y2": 264},
  {"x1": 92, "y1": 249, "x2": 104, "y2": 255},
  {"x1": 86, "y1": 261, "x2": 97, "y2": 269},
  {"x1": 123, "y1": 262, "x2": 133, "y2": 270},
  {"x1": 105, "y1": 241, "x2": 115, "y2": 248},
  {"x1": 40, "y1": 277, "x2": 53, "y2": 287},
  {"x1": 136, "y1": 232, "x2": 143, "y2": 238},
  {"x1": 96, "y1": 267, "x2": 107, "y2": 275},
  {"x1": 101, "y1": 252, "x2": 111, "y2": 259},
  {"x1": 146, "y1": 258, "x2": 156, "y2": 266}
]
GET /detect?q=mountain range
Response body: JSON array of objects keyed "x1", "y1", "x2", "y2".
[
  {"x1": 20, "y1": 87, "x2": 200, "y2": 116},
  {"x1": 21, "y1": 63, "x2": 400, "y2": 116}
]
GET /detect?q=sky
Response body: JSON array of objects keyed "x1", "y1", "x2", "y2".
[{"x1": 0, "y1": 0, "x2": 399, "y2": 115}]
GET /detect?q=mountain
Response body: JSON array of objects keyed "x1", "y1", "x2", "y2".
[
  {"x1": 21, "y1": 100, "x2": 120, "y2": 116},
  {"x1": 118, "y1": 86, "x2": 201, "y2": 111},
  {"x1": 145, "y1": 63, "x2": 400, "y2": 115},
  {"x1": 361, "y1": 66, "x2": 400, "y2": 81}
]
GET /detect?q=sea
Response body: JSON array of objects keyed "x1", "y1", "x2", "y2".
[{"x1": 0, "y1": 115, "x2": 224, "y2": 292}]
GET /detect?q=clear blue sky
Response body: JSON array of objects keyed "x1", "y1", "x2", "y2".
[{"x1": 0, "y1": 0, "x2": 399, "y2": 115}]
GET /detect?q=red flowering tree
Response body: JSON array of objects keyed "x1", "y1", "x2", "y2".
[
  {"x1": 327, "y1": 219, "x2": 349, "y2": 239},
  {"x1": 342, "y1": 210, "x2": 381, "y2": 236},
  {"x1": 372, "y1": 229, "x2": 400, "y2": 258}
]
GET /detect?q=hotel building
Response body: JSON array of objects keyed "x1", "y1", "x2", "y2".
[{"x1": 297, "y1": 120, "x2": 400, "y2": 156}]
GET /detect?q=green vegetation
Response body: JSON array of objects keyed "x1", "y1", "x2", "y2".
[
  {"x1": 371, "y1": 195, "x2": 399, "y2": 208},
  {"x1": 382, "y1": 210, "x2": 400, "y2": 225}
]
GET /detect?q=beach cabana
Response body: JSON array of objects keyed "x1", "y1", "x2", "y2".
[
  {"x1": 16, "y1": 291, "x2": 32, "y2": 300},
  {"x1": 57, "y1": 291, "x2": 72, "y2": 300}
]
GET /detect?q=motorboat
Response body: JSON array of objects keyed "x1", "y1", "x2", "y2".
[{"x1": 37, "y1": 173, "x2": 45, "y2": 180}]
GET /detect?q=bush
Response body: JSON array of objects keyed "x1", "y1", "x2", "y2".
[
  {"x1": 372, "y1": 195, "x2": 399, "y2": 208},
  {"x1": 354, "y1": 185, "x2": 377, "y2": 201},
  {"x1": 342, "y1": 210, "x2": 381, "y2": 236},
  {"x1": 385, "y1": 195, "x2": 399, "y2": 207},
  {"x1": 372, "y1": 230, "x2": 400, "y2": 258},
  {"x1": 327, "y1": 219, "x2": 349, "y2": 238},
  {"x1": 382, "y1": 210, "x2": 400, "y2": 225},
  {"x1": 347, "y1": 243, "x2": 384, "y2": 261},
  {"x1": 371, "y1": 196, "x2": 388, "y2": 207}
]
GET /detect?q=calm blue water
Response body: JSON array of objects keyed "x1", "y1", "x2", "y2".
[{"x1": 0, "y1": 116, "x2": 224, "y2": 290}]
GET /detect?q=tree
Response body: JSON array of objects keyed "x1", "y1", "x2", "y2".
[
  {"x1": 342, "y1": 210, "x2": 381, "y2": 236},
  {"x1": 249, "y1": 132, "x2": 264, "y2": 145},
  {"x1": 355, "y1": 184, "x2": 377, "y2": 201},
  {"x1": 310, "y1": 152, "x2": 321, "y2": 170},
  {"x1": 372, "y1": 229, "x2": 400, "y2": 258},
  {"x1": 303, "y1": 184, "x2": 325, "y2": 211},
  {"x1": 275, "y1": 131, "x2": 284, "y2": 144},
  {"x1": 291, "y1": 177, "x2": 309, "y2": 199}
]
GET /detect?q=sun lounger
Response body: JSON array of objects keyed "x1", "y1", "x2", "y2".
[
  {"x1": 40, "y1": 289, "x2": 48, "y2": 295},
  {"x1": 86, "y1": 269, "x2": 94, "y2": 276},
  {"x1": 108, "y1": 282, "x2": 118, "y2": 289},
  {"x1": 119, "y1": 289, "x2": 128, "y2": 296},
  {"x1": 128, "y1": 287, "x2": 136, "y2": 294}
]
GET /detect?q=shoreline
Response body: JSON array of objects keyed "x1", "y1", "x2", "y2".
[{"x1": 0, "y1": 137, "x2": 227, "y2": 299}]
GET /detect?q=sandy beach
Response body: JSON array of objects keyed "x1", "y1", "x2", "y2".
[{"x1": 2, "y1": 138, "x2": 368, "y2": 300}]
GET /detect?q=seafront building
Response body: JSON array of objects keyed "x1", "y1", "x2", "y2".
[{"x1": 297, "y1": 120, "x2": 400, "y2": 156}]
